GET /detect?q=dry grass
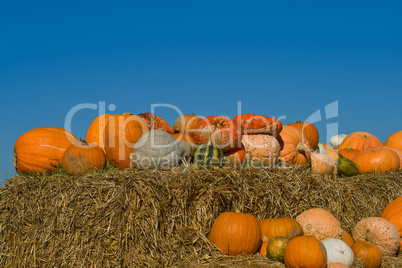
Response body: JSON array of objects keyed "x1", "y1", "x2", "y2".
[{"x1": 0, "y1": 165, "x2": 401, "y2": 267}]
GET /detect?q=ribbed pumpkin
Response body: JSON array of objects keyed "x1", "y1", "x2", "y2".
[
  {"x1": 138, "y1": 112, "x2": 173, "y2": 134},
  {"x1": 352, "y1": 217, "x2": 400, "y2": 256},
  {"x1": 172, "y1": 113, "x2": 197, "y2": 134},
  {"x1": 284, "y1": 235, "x2": 327, "y2": 268},
  {"x1": 61, "y1": 137, "x2": 107, "y2": 175},
  {"x1": 351, "y1": 241, "x2": 382, "y2": 268},
  {"x1": 380, "y1": 196, "x2": 402, "y2": 249},
  {"x1": 338, "y1": 132, "x2": 382, "y2": 152},
  {"x1": 287, "y1": 120, "x2": 319, "y2": 150},
  {"x1": 296, "y1": 208, "x2": 343, "y2": 241},
  {"x1": 104, "y1": 113, "x2": 149, "y2": 169},
  {"x1": 193, "y1": 144, "x2": 223, "y2": 167},
  {"x1": 208, "y1": 212, "x2": 261, "y2": 256},
  {"x1": 337, "y1": 155, "x2": 358, "y2": 177},
  {"x1": 85, "y1": 114, "x2": 112, "y2": 153},
  {"x1": 172, "y1": 133, "x2": 197, "y2": 148},
  {"x1": 375, "y1": 145, "x2": 402, "y2": 168},
  {"x1": 192, "y1": 116, "x2": 242, "y2": 152},
  {"x1": 265, "y1": 236, "x2": 289, "y2": 263},
  {"x1": 277, "y1": 125, "x2": 311, "y2": 165},
  {"x1": 338, "y1": 144, "x2": 361, "y2": 161},
  {"x1": 14, "y1": 127, "x2": 79, "y2": 174},
  {"x1": 341, "y1": 229, "x2": 354, "y2": 248},
  {"x1": 223, "y1": 146, "x2": 246, "y2": 167},
  {"x1": 353, "y1": 148, "x2": 400, "y2": 174},
  {"x1": 233, "y1": 113, "x2": 282, "y2": 136},
  {"x1": 385, "y1": 130, "x2": 402, "y2": 150},
  {"x1": 241, "y1": 134, "x2": 281, "y2": 165}
]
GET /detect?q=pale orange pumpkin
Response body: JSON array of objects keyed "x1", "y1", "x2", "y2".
[
  {"x1": 310, "y1": 151, "x2": 335, "y2": 174},
  {"x1": 327, "y1": 263, "x2": 350, "y2": 268},
  {"x1": 277, "y1": 125, "x2": 311, "y2": 165},
  {"x1": 351, "y1": 241, "x2": 381, "y2": 268},
  {"x1": 380, "y1": 196, "x2": 402, "y2": 249},
  {"x1": 85, "y1": 114, "x2": 112, "y2": 153},
  {"x1": 295, "y1": 208, "x2": 343, "y2": 241},
  {"x1": 241, "y1": 134, "x2": 281, "y2": 165},
  {"x1": 319, "y1": 143, "x2": 340, "y2": 162},
  {"x1": 352, "y1": 217, "x2": 400, "y2": 256},
  {"x1": 287, "y1": 120, "x2": 319, "y2": 150},
  {"x1": 208, "y1": 211, "x2": 261, "y2": 256},
  {"x1": 284, "y1": 235, "x2": 327, "y2": 268},
  {"x1": 353, "y1": 148, "x2": 400, "y2": 173},
  {"x1": 14, "y1": 127, "x2": 79, "y2": 174},
  {"x1": 104, "y1": 113, "x2": 149, "y2": 169},
  {"x1": 385, "y1": 130, "x2": 402, "y2": 150},
  {"x1": 338, "y1": 132, "x2": 382, "y2": 152}
]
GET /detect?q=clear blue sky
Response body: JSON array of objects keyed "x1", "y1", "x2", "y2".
[{"x1": 1, "y1": 1, "x2": 401, "y2": 183}]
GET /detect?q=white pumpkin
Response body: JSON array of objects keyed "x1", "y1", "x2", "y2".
[
  {"x1": 321, "y1": 238, "x2": 354, "y2": 267},
  {"x1": 329, "y1": 134, "x2": 347, "y2": 149}
]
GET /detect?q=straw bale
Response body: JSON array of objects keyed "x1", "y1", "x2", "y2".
[{"x1": 0, "y1": 165, "x2": 401, "y2": 267}]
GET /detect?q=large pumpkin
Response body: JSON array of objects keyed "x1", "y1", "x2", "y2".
[
  {"x1": 172, "y1": 113, "x2": 197, "y2": 134},
  {"x1": 380, "y1": 196, "x2": 402, "y2": 249},
  {"x1": 385, "y1": 130, "x2": 402, "y2": 150},
  {"x1": 353, "y1": 148, "x2": 400, "y2": 174},
  {"x1": 233, "y1": 113, "x2": 282, "y2": 136},
  {"x1": 352, "y1": 217, "x2": 400, "y2": 256},
  {"x1": 208, "y1": 211, "x2": 261, "y2": 256},
  {"x1": 241, "y1": 134, "x2": 281, "y2": 165},
  {"x1": 104, "y1": 113, "x2": 149, "y2": 169},
  {"x1": 338, "y1": 132, "x2": 382, "y2": 152},
  {"x1": 85, "y1": 114, "x2": 112, "y2": 153},
  {"x1": 61, "y1": 137, "x2": 107, "y2": 175},
  {"x1": 192, "y1": 116, "x2": 242, "y2": 152},
  {"x1": 375, "y1": 145, "x2": 402, "y2": 168},
  {"x1": 351, "y1": 241, "x2": 381, "y2": 268},
  {"x1": 284, "y1": 235, "x2": 327, "y2": 268},
  {"x1": 14, "y1": 127, "x2": 79, "y2": 174},
  {"x1": 287, "y1": 120, "x2": 319, "y2": 150},
  {"x1": 277, "y1": 125, "x2": 311, "y2": 165},
  {"x1": 138, "y1": 112, "x2": 173, "y2": 134},
  {"x1": 296, "y1": 208, "x2": 343, "y2": 241}
]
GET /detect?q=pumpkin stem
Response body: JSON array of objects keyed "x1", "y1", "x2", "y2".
[
  {"x1": 296, "y1": 120, "x2": 301, "y2": 123},
  {"x1": 79, "y1": 136, "x2": 89, "y2": 145}
]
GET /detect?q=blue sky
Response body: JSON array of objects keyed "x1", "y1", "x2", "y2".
[{"x1": 1, "y1": 1, "x2": 401, "y2": 183}]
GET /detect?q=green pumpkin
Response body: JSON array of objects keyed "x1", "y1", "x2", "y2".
[
  {"x1": 193, "y1": 144, "x2": 223, "y2": 167},
  {"x1": 337, "y1": 154, "x2": 358, "y2": 176},
  {"x1": 266, "y1": 236, "x2": 289, "y2": 263}
]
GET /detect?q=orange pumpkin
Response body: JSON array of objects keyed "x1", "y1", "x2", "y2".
[
  {"x1": 277, "y1": 125, "x2": 311, "y2": 165},
  {"x1": 14, "y1": 127, "x2": 79, "y2": 174},
  {"x1": 284, "y1": 235, "x2": 327, "y2": 268},
  {"x1": 172, "y1": 133, "x2": 197, "y2": 148},
  {"x1": 104, "y1": 113, "x2": 149, "y2": 169},
  {"x1": 287, "y1": 120, "x2": 319, "y2": 150},
  {"x1": 375, "y1": 145, "x2": 402, "y2": 168},
  {"x1": 351, "y1": 241, "x2": 381, "y2": 268},
  {"x1": 61, "y1": 137, "x2": 107, "y2": 175},
  {"x1": 338, "y1": 144, "x2": 361, "y2": 161},
  {"x1": 208, "y1": 211, "x2": 261, "y2": 256},
  {"x1": 385, "y1": 130, "x2": 402, "y2": 150},
  {"x1": 353, "y1": 148, "x2": 400, "y2": 174},
  {"x1": 352, "y1": 217, "x2": 400, "y2": 256},
  {"x1": 319, "y1": 143, "x2": 340, "y2": 162},
  {"x1": 223, "y1": 146, "x2": 246, "y2": 166},
  {"x1": 338, "y1": 132, "x2": 382, "y2": 152},
  {"x1": 192, "y1": 116, "x2": 242, "y2": 152},
  {"x1": 380, "y1": 196, "x2": 402, "y2": 249},
  {"x1": 241, "y1": 134, "x2": 281, "y2": 165},
  {"x1": 179, "y1": 115, "x2": 201, "y2": 137},
  {"x1": 259, "y1": 218, "x2": 303, "y2": 242},
  {"x1": 295, "y1": 208, "x2": 343, "y2": 241},
  {"x1": 233, "y1": 113, "x2": 282, "y2": 136},
  {"x1": 85, "y1": 114, "x2": 112, "y2": 153},
  {"x1": 172, "y1": 113, "x2": 197, "y2": 134},
  {"x1": 138, "y1": 112, "x2": 173, "y2": 134},
  {"x1": 341, "y1": 229, "x2": 354, "y2": 248}
]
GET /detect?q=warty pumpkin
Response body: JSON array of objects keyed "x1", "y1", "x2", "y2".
[
  {"x1": 208, "y1": 211, "x2": 261, "y2": 256},
  {"x1": 138, "y1": 112, "x2": 173, "y2": 134},
  {"x1": 380, "y1": 196, "x2": 402, "y2": 249},
  {"x1": 277, "y1": 125, "x2": 311, "y2": 165},
  {"x1": 85, "y1": 114, "x2": 112, "y2": 153},
  {"x1": 233, "y1": 113, "x2": 282, "y2": 136},
  {"x1": 14, "y1": 127, "x2": 79, "y2": 174},
  {"x1": 287, "y1": 120, "x2": 319, "y2": 150},
  {"x1": 284, "y1": 235, "x2": 327, "y2": 268},
  {"x1": 385, "y1": 130, "x2": 402, "y2": 150},
  {"x1": 241, "y1": 134, "x2": 281, "y2": 165},
  {"x1": 353, "y1": 148, "x2": 400, "y2": 174},
  {"x1": 351, "y1": 241, "x2": 381, "y2": 268},
  {"x1": 61, "y1": 137, "x2": 107, "y2": 175},
  {"x1": 338, "y1": 131, "x2": 382, "y2": 152}
]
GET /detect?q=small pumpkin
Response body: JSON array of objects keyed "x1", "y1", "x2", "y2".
[
  {"x1": 337, "y1": 155, "x2": 358, "y2": 177},
  {"x1": 338, "y1": 132, "x2": 382, "y2": 152},
  {"x1": 385, "y1": 130, "x2": 402, "y2": 150},
  {"x1": 321, "y1": 238, "x2": 354, "y2": 267},
  {"x1": 341, "y1": 229, "x2": 354, "y2": 248},
  {"x1": 287, "y1": 120, "x2": 319, "y2": 150},
  {"x1": 353, "y1": 148, "x2": 400, "y2": 174},
  {"x1": 208, "y1": 211, "x2": 261, "y2": 256},
  {"x1": 380, "y1": 196, "x2": 402, "y2": 249},
  {"x1": 223, "y1": 146, "x2": 246, "y2": 167},
  {"x1": 241, "y1": 134, "x2": 281, "y2": 165},
  {"x1": 295, "y1": 208, "x2": 343, "y2": 241},
  {"x1": 61, "y1": 137, "x2": 107, "y2": 175},
  {"x1": 259, "y1": 218, "x2": 303, "y2": 241},
  {"x1": 351, "y1": 241, "x2": 381, "y2": 268},
  {"x1": 277, "y1": 125, "x2": 311, "y2": 165},
  {"x1": 85, "y1": 114, "x2": 112, "y2": 153},
  {"x1": 329, "y1": 134, "x2": 348, "y2": 149},
  {"x1": 327, "y1": 263, "x2": 349, "y2": 268},
  {"x1": 14, "y1": 127, "x2": 79, "y2": 174},
  {"x1": 172, "y1": 113, "x2": 197, "y2": 134},
  {"x1": 233, "y1": 113, "x2": 282, "y2": 136},
  {"x1": 311, "y1": 144, "x2": 335, "y2": 174},
  {"x1": 193, "y1": 144, "x2": 224, "y2": 167},
  {"x1": 352, "y1": 217, "x2": 400, "y2": 256},
  {"x1": 266, "y1": 236, "x2": 289, "y2": 263},
  {"x1": 138, "y1": 112, "x2": 174, "y2": 134},
  {"x1": 338, "y1": 144, "x2": 361, "y2": 161},
  {"x1": 284, "y1": 235, "x2": 327, "y2": 268}
]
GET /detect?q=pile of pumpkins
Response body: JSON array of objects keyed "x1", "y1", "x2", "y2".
[
  {"x1": 208, "y1": 196, "x2": 402, "y2": 268},
  {"x1": 13, "y1": 112, "x2": 402, "y2": 175}
]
